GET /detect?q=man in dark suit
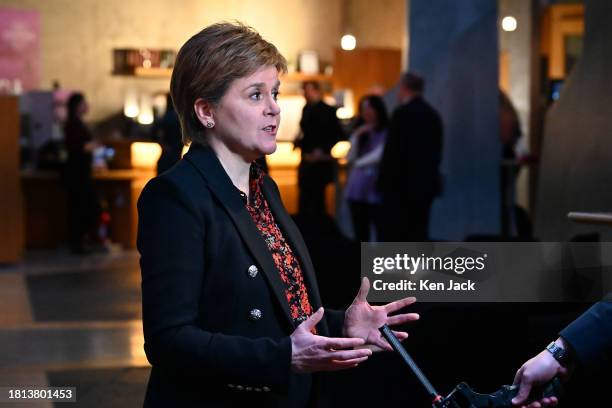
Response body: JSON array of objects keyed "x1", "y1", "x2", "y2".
[
  {"x1": 295, "y1": 81, "x2": 344, "y2": 216},
  {"x1": 377, "y1": 72, "x2": 443, "y2": 242},
  {"x1": 512, "y1": 295, "x2": 612, "y2": 407}
]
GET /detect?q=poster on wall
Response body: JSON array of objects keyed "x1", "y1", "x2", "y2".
[{"x1": 0, "y1": 8, "x2": 40, "y2": 94}]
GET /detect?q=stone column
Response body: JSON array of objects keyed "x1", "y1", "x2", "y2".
[
  {"x1": 535, "y1": 0, "x2": 612, "y2": 241},
  {"x1": 499, "y1": 0, "x2": 537, "y2": 211},
  {"x1": 408, "y1": 0, "x2": 501, "y2": 240}
]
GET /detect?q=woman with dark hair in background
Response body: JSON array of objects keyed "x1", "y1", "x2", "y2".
[
  {"x1": 345, "y1": 95, "x2": 389, "y2": 242},
  {"x1": 63, "y1": 92, "x2": 100, "y2": 254}
]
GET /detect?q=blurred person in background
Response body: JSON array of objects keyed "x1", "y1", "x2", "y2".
[
  {"x1": 377, "y1": 72, "x2": 443, "y2": 242},
  {"x1": 63, "y1": 92, "x2": 100, "y2": 254},
  {"x1": 294, "y1": 81, "x2": 344, "y2": 216},
  {"x1": 344, "y1": 95, "x2": 389, "y2": 242}
]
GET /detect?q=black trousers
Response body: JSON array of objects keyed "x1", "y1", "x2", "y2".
[
  {"x1": 348, "y1": 200, "x2": 382, "y2": 242},
  {"x1": 65, "y1": 174, "x2": 99, "y2": 249},
  {"x1": 378, "y1": 195, "x2": 434, "y2": 242},
  {"x1": 298, "y1": 160, "x2": 335, "y2": 216}
]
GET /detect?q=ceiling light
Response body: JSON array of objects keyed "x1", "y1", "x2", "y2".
[{"x1": 502, "y1": 16, "x2": 517, "y2": 32}]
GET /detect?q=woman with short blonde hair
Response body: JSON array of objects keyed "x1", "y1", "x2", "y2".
[{"x1": 138, "y1": 22, "x2": 418, "y2": 407}]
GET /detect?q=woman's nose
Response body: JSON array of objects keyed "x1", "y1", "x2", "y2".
[{"x1": 265, "y1": 98, "x2": 281, "y2": 116}]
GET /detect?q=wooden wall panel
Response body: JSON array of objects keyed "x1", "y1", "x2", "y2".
[
  {"x1": 333, "y1": 47, "x2": 402, "y2": 113},
  {"x1": 0, "y1": 96, "x2": 24, "y2": 263}
]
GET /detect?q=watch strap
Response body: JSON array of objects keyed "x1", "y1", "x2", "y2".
[{"x1": 546, "y1": 341, "x2": 570, "y2": 367}]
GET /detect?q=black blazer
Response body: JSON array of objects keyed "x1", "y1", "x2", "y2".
[
  {"x1": 560, "y1": 296, "x2": 612, "y2": 367},
  {"x1": 296, "y1": 100, "x2": 343, "y2": 155},
  {"x1": 137, "y1": 144, "x2": 344, "y2": 407},
  {"x1": 378, "y1": 96, "x2": 443, "y2": 199}
]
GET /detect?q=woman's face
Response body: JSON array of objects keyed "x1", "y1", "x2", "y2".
[
  {"x1": 77, "y1": 99, "x2": 89, "y2": 117},
  {"x1": 210, "y1": 65, "x2": 281, "y2": 161},
  {"x1": 361, "y1": 100, "x2": 377, "y2": 125}
]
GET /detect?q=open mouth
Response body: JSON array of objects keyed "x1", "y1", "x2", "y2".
[{"x1": 262, "y1": 125, "x2": 277, "y2": 134}]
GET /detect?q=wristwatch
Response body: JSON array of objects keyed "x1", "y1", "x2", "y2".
[{"x1": 546, "y1": 341, "x2": 571, "y2": 367}]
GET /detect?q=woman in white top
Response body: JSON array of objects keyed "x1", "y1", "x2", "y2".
[{"x1": 344, "y1": 95, "x2": 389, "y2": 242}]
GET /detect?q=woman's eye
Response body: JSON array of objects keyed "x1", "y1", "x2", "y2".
[
  {"x1": 250, "y1": 92, "x2": 262, "y2": 101},
  {"x1": 272, "y1": 90, "x2": 280, "y2": 101}
]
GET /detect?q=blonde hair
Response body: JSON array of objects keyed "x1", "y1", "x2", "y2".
[{"x1": 170, "y1": 22, "x2": 287, "y2": 145}]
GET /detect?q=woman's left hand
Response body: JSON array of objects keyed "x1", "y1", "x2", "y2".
[{"x1": 343, "y1": 277, "x2": 419, "y2": 352}]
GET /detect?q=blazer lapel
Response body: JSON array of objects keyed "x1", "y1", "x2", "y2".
[
  {"x1": 183, "y1": 145, "x2": 294, "y2": 330},
  {"x1": 262, "y1": 177, "x2": 329, "y2": 335}
]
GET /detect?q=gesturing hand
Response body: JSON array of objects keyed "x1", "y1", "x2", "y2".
[
  {"x1": 290, "y1": 307, "x2": 372, "y2": 373},
  {"x1": 343, "y1": 277, "x2": 419, "y2": 352}
]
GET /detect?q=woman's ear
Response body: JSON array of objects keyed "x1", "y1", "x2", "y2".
[{"x1": 194, "y1": 98, "x2": 215, "y2": 129}]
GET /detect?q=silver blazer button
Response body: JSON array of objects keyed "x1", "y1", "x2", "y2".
[
  {"x1": 247, "y1": 265, "x2": 259, "y2": 278},
  {"x1": 249, "y1": 308, "x2": 263, "y2": 321}
]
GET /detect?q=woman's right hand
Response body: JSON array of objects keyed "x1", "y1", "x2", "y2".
[{"x1": 290, "y1": 307, "x2": 372, "y2": 373}]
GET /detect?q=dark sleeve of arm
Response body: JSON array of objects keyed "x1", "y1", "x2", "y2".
[
  {"x1": 559, "y1": 299, "x2": 612, "y2": 367},
  {"x1": 137, "y1": 178, "x2": 292, "y2": 390},
  {"x1": 326, "y1": 107, "x2": 344, "y2": 149},
  {"x1": 377, "y1": 113, "x2": 403, "y2": 193}
]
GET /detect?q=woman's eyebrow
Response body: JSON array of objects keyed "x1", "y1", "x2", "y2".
[{"x1": 242, "y1": 81, "x2": 281, "y2": 92}]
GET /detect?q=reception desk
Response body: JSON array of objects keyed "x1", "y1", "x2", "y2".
[
  {"x1": 21, "y1": 168, "x2": 154, "y2": 249},
  {"x1": 20, "y1": 141, "x2": 349, "y2": 250}
]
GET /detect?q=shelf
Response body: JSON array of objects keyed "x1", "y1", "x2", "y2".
[
  {"x1": 282, "y1": 72, "x2": 333, "y2": 83},
  {"x1": 133, "y1": 67, "x2": 172, "y2": 78},
  {"x1": 112, "y1": 67, "x2": 172, "y2": 78}
]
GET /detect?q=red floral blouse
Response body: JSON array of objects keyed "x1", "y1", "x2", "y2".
[{"x1": 241, "y1": 163, "x2": 315, "y2": 329}]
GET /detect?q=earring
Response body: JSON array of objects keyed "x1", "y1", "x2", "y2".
[{"x1": 206, "y1": 121, "x2": 214, "y2": 128}]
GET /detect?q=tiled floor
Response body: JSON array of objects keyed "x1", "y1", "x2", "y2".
[
  {"x1": 0, "y1": 250, "x2": 149, "y2": 408},
  {"x1": 2, "y1": 247, "x2": 609, "y2": 407}
]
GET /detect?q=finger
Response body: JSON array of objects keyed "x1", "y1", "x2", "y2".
[
  {"x1": 355, "y1": 277, "x2": 370, "y2": 302},
  {"x1": 301, "y1": 307, "x2": 324, "y2": 331},
  {"x1": 513, "y1": 366, "x2": 524, "y2": 386},
  {"x1": 332, "y1": 356, "x2": 369, "y2": 365},
  {"x1": 386, "y1": 313, "x2": 420, "y2": 326},
  {"x1": 369, "y1": 334, "x2": 393, "y2": 351},
  {"x1": 324, "y1": 356, "x2": 369, "y2": 371},
  {"x1": 328, "y1": 348, "x2": 372, "y2": 361},
  {"x1": 392, "y1": 330, "x2": 409, "y2": 340},
  {"x1": 549, "y1": 397, "x2": 558, "y2": 406},
  {"x1": 512, "y1": 370, "x2": 532, "y2": 405},
  {"x1": 323, "y1": 336, "x2": 366, "y2": 350},
  {"x1": 383, "y1": 296, "x2": 417, "y2": 314}
]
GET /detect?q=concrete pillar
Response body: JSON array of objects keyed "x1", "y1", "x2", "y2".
[
  {"x1": 409, "y1": 0, "x2": 501, "y2": 240},
  {"x1": 499, "y1": 0, "x2": 536, "y2": 211}
]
